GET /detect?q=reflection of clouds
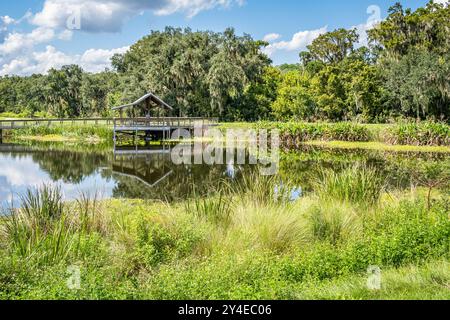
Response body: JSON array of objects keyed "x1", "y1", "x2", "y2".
[
  {"x1": 56, "y1": 174, "x2": 115, "y2": 202},
  {"x1": 0, "y1": 155, "x2": 51, "y2": 186},
  {"x1": 0, "y1": 176, "x2": 12, "y2": 208},
  {"x1": 0, "y1": 153, "x2": 116, "y2": 208}
]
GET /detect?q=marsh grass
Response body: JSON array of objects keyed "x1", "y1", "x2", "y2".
[
  {"x1": 386, "y1": 121, "x2": 450, "y2": 146},
  {"x1": 1, "y1": 185, "x2": 104, "y2": 266},
  {"x1": 256, "y1": 122, "x2": 372, "y2": 142},
  {"x1": 308, "y1": 202, "x2": 361, "y2": 246},
  {"x1": 254, "y1": 121, "x2": 449, "y2": 147},
  {"x1": 75, "y1": 191, "x2": 108, "y2": 235},
  {"x1": 224, "y1": 171, "x2": 294, "y2": 206},
  {"x1": 313, "y1": 164, "x2": 385, "y2": 206},
  {"x1": 186, "y1": 193, "x2": 232, "y2": 227}
]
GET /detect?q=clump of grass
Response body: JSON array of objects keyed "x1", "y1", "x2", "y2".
[
  {"x1": 75, "y1": 191, "x2": 108, "y2": 235},
  {"x1": 308, "y1": 202, "x2": 361, "y2": 245},
  {"x1": 225, "y1": 171, "x2": 293, "y2": 206},
  {"x1": 186, "y1": 193, "x2": 232, "y2": 227},
  {"x1": 1, "y1": 185, "x2": 75, "y2": 264},
  {"x1": 229, "y1": 203, "x2": 309, "y2": 254},
  {"x1": 0, "y1": 186, "x2": 107, "y2": 266},
  {"x1": 313, "y1": 164, "x2": 385, "y2": 206},
  {"x1": 20, "y1": 185, "x2": 64, "y2": 229},
  {"x1": 386, "y1": 121, "x2": 450, "y2": 146}
]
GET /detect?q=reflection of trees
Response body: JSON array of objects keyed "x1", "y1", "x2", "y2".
[
  {"x1": 109, "y1": 152, "x2": 257, "y2": 201},
  {"x1": 34, "y1": 151, "x2": 109, "y2": 184},
  {"x1": 280, "y1": 147, "x2": 449, "y2": 192},
  {"x1": 30, "y1": 150, "x2": 110, "y2": 184},
  {"x1": 2, "y1": 148, "x2": 110, "y2": 184},
  {"x1": 2, "y1": 141, "x2": 112, "y2": 184}
]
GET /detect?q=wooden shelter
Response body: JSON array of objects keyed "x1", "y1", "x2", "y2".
[{"x1": 112, "y1": 92, "x2": 173, "y2": 118}]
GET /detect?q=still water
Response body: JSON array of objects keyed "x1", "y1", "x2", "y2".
[{"x1": 0, "y1": 141, "x2": 448, "y2": 208}]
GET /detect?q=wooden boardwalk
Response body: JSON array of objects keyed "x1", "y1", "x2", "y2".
[
  {"x1": 0, "y1": 117, "x2": 218, "y2": 142},
  {"x1": 0, "y1": 117, "x2": 217, "y2": 130}
]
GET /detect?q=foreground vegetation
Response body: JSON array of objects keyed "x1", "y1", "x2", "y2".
[{"x1": 0, "y1": 166, "x2": 449, "y2": 300}]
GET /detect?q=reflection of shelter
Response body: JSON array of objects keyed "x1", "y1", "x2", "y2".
[{"x1": 111, "y1": 146, "x2": 173, "y2": 188}]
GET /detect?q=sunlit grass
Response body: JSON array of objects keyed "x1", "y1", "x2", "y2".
[{"x1": 305, "y1": 140, "x2": 450, "y2": 153}]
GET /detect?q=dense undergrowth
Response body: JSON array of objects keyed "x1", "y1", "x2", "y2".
[{"x1": 0, "y1": 166, "x2": 449, "y2": 300}]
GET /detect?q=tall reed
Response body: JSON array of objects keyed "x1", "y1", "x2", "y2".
[
  {"x1": 0, "y1": 186, "x2": 104, "y2": 265},
  {"x1": 313, "y1": 164, "x2": 385, "y2": 206}
]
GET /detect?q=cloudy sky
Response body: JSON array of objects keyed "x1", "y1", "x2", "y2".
[{"x1": 0, "y1": 0, "x2": 444, "y2": 76}]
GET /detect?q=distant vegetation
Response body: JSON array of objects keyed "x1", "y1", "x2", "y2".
[{"x1": 0, "y1": 2, "x2": 448, "y2": 123}]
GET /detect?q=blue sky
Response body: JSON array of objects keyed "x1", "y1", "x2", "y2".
[{"x1": 0, "y1": 0, "x2": 440, "y2": 76}]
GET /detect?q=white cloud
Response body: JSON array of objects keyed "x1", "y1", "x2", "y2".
[
  {"x1": 262, "y1": 26, "x2": 327, "y2": 57},
  {"x1": 31, "y1": 0, "x2": 245, "y2": 33},
  {"x1": 79, "y1": 46, "x2": 129, "y2": 72},
  {"x1": 1, "y1": 16, "x2": 18, "y2": 42},
  {"x1": 263, "y1": 33, "x2": 281, "y2": 42},
  {"x1": 155, "y1": 0, "x2": 245, "y2": 18},
  {"x1": 58, "y1": 29, "x2": 74, "y2": 40},
  {"x1": 433, "y1": 0, "x2": 448, "y2": 5},
  {"x1": 0, "y1": 27, "x2": 55, "y2": 56},
  {"x1": 0, "y1": 45, "x2": 129, "y2": 76},
  {"x1": 1, "y1": 16, "x2": 15, "y2": 25}
]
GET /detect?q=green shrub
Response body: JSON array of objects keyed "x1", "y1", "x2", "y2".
[
  {"x1": 132, "y1": 217, "x2": 204, "y2": 269},
  {"x1": 186, "y1": 193, "x2": 232, "y2": 227}
]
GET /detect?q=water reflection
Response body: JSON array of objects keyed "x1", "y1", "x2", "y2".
[
  {"x1": 0, "y1": 143, "x2": 259, "y2": 208},
  {"x1": 0, "y1": 141, "x2": 448, "y2": 208},
  {"x1": 0, "y1": 146, "x2": 115, "y2": 208}
]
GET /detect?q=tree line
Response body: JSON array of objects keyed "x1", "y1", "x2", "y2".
[{"x1": 0, "y1": 1, "x2": 448, "y2": 122}]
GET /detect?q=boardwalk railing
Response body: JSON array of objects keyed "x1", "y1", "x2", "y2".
[
  {"x1": 0, "y1": 118, "x2": 114, "y2": 129},
  {"x1": 113, "y1": 117, "x2": 218, "y2": 130},
  {"x1": 0, "y1": 117, "x2": 219, "y2": 130}
]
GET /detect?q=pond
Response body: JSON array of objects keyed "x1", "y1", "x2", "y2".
[{"x1": 0, "y1": 141, "x2": 448, "y2": 209}]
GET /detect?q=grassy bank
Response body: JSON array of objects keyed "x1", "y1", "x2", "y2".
[
  {"x1": 8, "y1": 124, "x2": 113, "y2": 143},
  {"x1": 222, "y1": 121, "x2": 450, "y2": 147},
  {"x1": 3, "y1": 120, "x2": 448, "y2": 148},
  {"x1": 304, "y1": 141, "x2": 450, "y2": 153},
  {"x1": 0, "y1": 167, "x2": 449, "y2": 300}
]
